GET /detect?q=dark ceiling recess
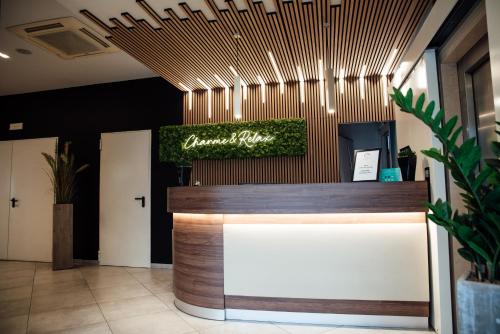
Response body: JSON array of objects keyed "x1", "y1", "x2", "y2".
[
  {"x1": 15, "y1": 48, "x2": 32, "y2": 55},
  {"x1": 429, "y1": 0, "x2": 482, "y2": 48}
]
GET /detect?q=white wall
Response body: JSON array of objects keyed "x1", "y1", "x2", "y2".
[
  {"x1": 395, "y1": 58, "x2": 432, "y2": 181},
  {"x1": 393, "y1": 50, "x2": 453, "y2": 334}
]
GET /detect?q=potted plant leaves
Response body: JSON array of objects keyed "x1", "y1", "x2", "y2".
[
  {"x1": 42, "y1": 142, "x2": 89, "y2": 270},
  {"x1": 391, "y1": 88, "x2": 499, "y2": 334},
  {"x1": 398, "y1": 145, "x2": 417, "y2": 181}
]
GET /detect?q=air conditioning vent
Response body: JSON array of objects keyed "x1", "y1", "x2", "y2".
[
  {"x1": 8, "y1": 17, "x2": 118, "y2": 59},
  {"x1": 25, "y1": 23, "x2": 64, "y2": 33}
]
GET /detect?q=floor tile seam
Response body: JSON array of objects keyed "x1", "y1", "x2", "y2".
[
  {"x1": 26, "y1": 263, "x2": 37, "y2": 334},
  {"x1": 81, "y1": 269, "x2": 115, "y2": 334}
]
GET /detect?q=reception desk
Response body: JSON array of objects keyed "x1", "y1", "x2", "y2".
[{"x1": 167, "y1": 182, "x2": 430, "y2": 328}]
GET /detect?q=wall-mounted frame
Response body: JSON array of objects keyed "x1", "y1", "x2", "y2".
[{"x1": 352, "y1": 148, "x2": 381, "y2": 182}]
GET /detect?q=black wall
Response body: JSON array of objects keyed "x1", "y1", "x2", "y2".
[{"x1": 0, "y1": 77, "x2": 183, "y2": 263}]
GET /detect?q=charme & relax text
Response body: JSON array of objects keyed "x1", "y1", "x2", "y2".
[{"x1": 183, "y1": 130, "x2": 275, "y2": 149}]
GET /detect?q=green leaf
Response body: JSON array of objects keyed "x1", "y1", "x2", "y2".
[
  {"x1": 431, "y1": 109, "x2": 445, "y2": 132},
  {"x1": 458, "y1": 247, "x2": 475, "y2": 262},
  {"x1": 415, "y1": 94, "x2": 425, "y2": 114},
  {"x1": 441, "y1": 116, "x2": 458, "y2": 139},
  {"x1": 468, "y1": 241, "x2": 492, "y2": 263},
  {"x1": 492, "y1": 141, "x2": 500, "y2": 157},
  {"x1": 448, "y1": 126, "x2": 463, "y2": 151},
  {"x1": 422, "y1": 148, "x2": 449, "y2": 165},
  {"x1": 472, "y1": 166, "x2": 493, "y2": 191},
  {"x1": 423, "y1": 100, "x2": 435, "y2": 122},
  {"x1": 404, "y1": 88, "x2": 414, "y2": 110}
]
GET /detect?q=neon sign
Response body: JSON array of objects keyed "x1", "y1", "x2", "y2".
[
  {"x1": 159, "y1": 118, "x2": 307, "y2": 163},
  {"x1": 183, "y1": 130, "x2": 275, "y2": 149}
]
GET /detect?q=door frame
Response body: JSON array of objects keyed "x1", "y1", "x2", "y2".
[
  {"x1": 99, "y1": 129, "x2": 151, "y2": 267},
  {"x1": 1, "y1": 137, "x2": 57, "y2": 262}
]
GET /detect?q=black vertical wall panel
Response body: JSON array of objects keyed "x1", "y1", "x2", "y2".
[{"x1": 0, "y1": 77, "x2": 183, "y2": 263}]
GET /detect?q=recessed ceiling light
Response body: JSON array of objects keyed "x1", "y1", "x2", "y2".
[
  {"x1": 179, "y1": 83, "x2": 192, "y2": 111},
  {"x1": 229, "y1": 66, "x2": 247, "y2": 100},
  {"x1": 0, "y1": 51, "x2": 10, "y2": 59},
  {"x1": 15, "y1": 48, "x2": 32, "y2": 55},
  {"x1": 196, "y1": 79, "x2": 212, "y2": 118},
  {"x1": 257, "y1": 75, "x2": 266, "y2": 103},
  {"x1": 360, "y1": 65, "x2": 367, "y2": 78},
  {"x1": 214, "y1": 74, "x2": 229, "y2": 111},
  {"x1": 382, "y1": 49, "x2": 398, "y2": 76},
  {"x1": 297, "y1": 66, "x2": 305, "y2": 104},
  {"x1": 268, "y1": 51, "x2": 284, "y2": 94},
  {"x1": 318, "y1": 59, "x2": 325, "y2": 107}
]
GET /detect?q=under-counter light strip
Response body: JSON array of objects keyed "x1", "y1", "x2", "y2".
[
  {"x1": 178, "y1": 83, "x2": 192, "y2": 111},
  {"x1": 197, "y1": 78, "x2": 212, "y2": 118},
  {"x1": 268, "y1": 51, "x2": 284, "y2": 94},
  {"x1": 257, "y1": 75, "x2": 266, "y2": 103},
  {"x1": 214, "y1": 74, "x2": 229, "y2": 111}
]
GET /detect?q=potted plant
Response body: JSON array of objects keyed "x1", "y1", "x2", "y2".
[
  {"x1": 391, "y1": 88, "x2": 499, "y2": 334},
  {"x1": 176, "y1": 159, "x2": 192, "y2": 186},
  {"x1": 42, "y1": 142, "x2": 89, "y2": 270},
  {"x1": 397, "y1": 145, "x2": 417, "y2": 181}
]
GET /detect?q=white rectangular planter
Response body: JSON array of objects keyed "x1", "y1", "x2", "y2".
[{"x1": 457, "y1": 273, "x2": 500, "y2": 334}]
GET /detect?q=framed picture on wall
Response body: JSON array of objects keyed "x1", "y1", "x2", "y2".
[{"x1": 352, "y1": 148, "x2": 381, "y2": 182}]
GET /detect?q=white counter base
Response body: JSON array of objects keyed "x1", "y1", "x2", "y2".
[
  {"x1": 174, "y1": 298, "x2": 225, "y2": 321},
  {"x1": 174, "y1": 298, "x2": 428, "y2": 329}
]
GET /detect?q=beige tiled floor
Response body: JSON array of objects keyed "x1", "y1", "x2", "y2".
[{"x1": 0, "y1": 260, "x2": 435, "y2": 334}]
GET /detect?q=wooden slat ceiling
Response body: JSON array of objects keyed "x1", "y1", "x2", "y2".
[{"x1": 81, "y1": 0, "x2": 432, "y2": 92}]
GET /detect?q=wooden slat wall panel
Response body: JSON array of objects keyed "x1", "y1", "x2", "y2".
[
  {"x1": 80, "y1": 0, "x2": 427, "y2": 185},
  {"x1": 185, "y1": 77, "x2": 393, "y2": 186},
  {"x1": 81, "y1": 0, "x2": 432, "y2": 91}
]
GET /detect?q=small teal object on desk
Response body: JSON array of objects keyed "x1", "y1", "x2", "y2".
[{"x1": 380, "y1": 168, "x2": 403, "y2": 182}]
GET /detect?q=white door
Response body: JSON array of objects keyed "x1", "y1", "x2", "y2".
[
  {"x1": 0, "y1": 142, "x2": 13, "y2": 259},
  {"x1": 8, "y1": 138, "x2": 57, "y2": 262},
  {"x1": 100, "y1": 130, "x2": 151, "y2": 267}
]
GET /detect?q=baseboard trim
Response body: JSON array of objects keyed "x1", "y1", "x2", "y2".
[
  {"x1": 151, "y1": 263, "x2": 173, "y2": 269},
  {"x1": 225, "y1": 309, "x2": 429, "y2": 328},
  {"x1": 225, "y1": 295, "x2": 429, "y2": 317},
  {"x1": 74, "y1": 259, "x2": 99, "y2": 265}
]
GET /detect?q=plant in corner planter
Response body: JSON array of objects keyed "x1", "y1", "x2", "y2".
[
  {"x1": 397, "y1": 146, "x2": 417, "y2": 181},
  {"x1": 42, "y1": 142, "x2": 89, "y2": 270},
  {"x1": 391, "y1": 88, "x2": 499, "y2": 334}
]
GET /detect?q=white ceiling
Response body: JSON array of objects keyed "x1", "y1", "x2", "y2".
[
  {"x1": 0, "y1": 0, "x2": 279, "y2": 96},
  {"x1": 0, "y1": 0, "x2": 157, "y2": 96}
]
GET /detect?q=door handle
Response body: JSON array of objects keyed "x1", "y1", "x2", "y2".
[
  {"x1": 10, "y1": 198, "x2": 18, "y2": 208},
  {"x1": 134, "y1": 196, "x2": 145, "y2": 208}
]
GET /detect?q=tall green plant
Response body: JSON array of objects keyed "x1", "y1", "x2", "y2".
[
  {"x1": 391, "y1": 88, "x2": 500, "y2": 283},
  {"x1": 42, "y1": 142, "x2": 89, "y2": 204}
]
